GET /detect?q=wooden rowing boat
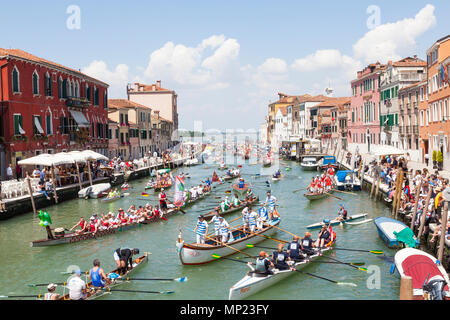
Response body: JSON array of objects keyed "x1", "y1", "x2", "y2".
[
  {"x1": 228, "y1": 242, "x2": 335, "y2": 300},
  {"x1": 176, "y1": 218, "x2": 281, "y2": 265},
  {"x1": 232, "y1": 183, "x2": 250, "y2": 197},
  {"x1": 58, "y1": 252, "x2": 150, "y2": 300},
  {"x1": 202, "y1": 196, "x2": 259, "y2": 219},
  {"x1": 101, "y1": 195, "x2": 122, "y2": 203},
  {"x1": 306, "y1": 213, "x2": 368, "y2": 230},
  {"x1": 303, "y1": 190, "x2": 334, "y2": 201},
  {"x1": 394, "y1": 248, "x2": 450, "y2": 300}
]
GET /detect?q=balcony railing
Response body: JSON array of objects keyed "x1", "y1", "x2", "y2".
[
  {"x1": 412, "y1": 125, "x2": 419, "y2": 135},
  {"x1": 399, "y1": 126, "x2": 405, "y2": 135},
  {"x1": 66, "y1": 96, "x2": 90, "y2": 108}
]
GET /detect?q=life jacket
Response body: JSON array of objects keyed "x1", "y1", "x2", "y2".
[
  {"x1": 255, "y1": 258, "x2": 269, "y2": 273},
  {"x1": 89, "y1": 222, "x2": 96, "y2": 232}
]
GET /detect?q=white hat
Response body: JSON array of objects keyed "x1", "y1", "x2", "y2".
[{"x1": 47, "y1": 283, "x2": 57, "y2": 290}]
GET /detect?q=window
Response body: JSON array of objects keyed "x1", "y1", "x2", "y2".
[
  {"x1": 104, "y1": 91, "x2": 108, "y2": 109},
  {"x1": 33, "y1": 115, "x2": 43, "y2": 134},
  {"x1": 86, "y1": 85, "x2": 91, "y2": 101},
  {"x1": 46, "y1": 113, "x2": 53, "y2": 134},
  {"x1": 13, "y1": 114, "x2": 24, "y2": 135},
  {"x1": 32, "y1": 71, "x2": 39, "y2": 95},
  {"x1": 62, "y1": 79, "x2": 67, "y2": 98},
  {"x1": 44, "y1": 72, "x2": 52, "y2": 97},
  {"x1": 12, "y1": 66, "x2": 20, "y2": 93},
  {"x1": 94, "y1": 87, "x2": 99, "y2": 105}
]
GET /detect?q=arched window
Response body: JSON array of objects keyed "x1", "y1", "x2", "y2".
[
  {"x1": 32, "y1": 70, "x2": 39, "y2": 95},
  {"x1": 44, "y1": 72, "x2": 52, "y2": 96},
  {"x1": 67, "y1": 79, "x2": 72, "y2": 97},
  {"x1": 12, "y1": 66, "x2": 20, "y2": 93},
  {"x1": 58, "y1": 76, "x2": 63, "y2": 98}
]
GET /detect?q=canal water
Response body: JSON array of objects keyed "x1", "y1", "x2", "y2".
[{"x1": 0, "y1": 159, "x2": 400, "y2": 300}]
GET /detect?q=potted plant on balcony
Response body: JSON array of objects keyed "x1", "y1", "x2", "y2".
[
  {"x1": 432, "y1": 150, "x2": 437, "y2": 169},
  {"x1": 437, "y1": 151, "x2": 443, "y2": 171}
]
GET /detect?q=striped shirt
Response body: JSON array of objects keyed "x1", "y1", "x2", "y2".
[
  {"x1": 266, "y1": 196, "x2": 276, "y2": 207},
  {"x1": 258, "y1": 207, "x2": 269, "y2": 220},
  {"x1": 248, "y1": 211, "x2": 258, "y2": 226},
  {"x1": 211, "y1": 216, "x2": 221, "y2": 230},
  {"x1": 219, "y1": 220, "x2": 229, "y2": 235},
  {"x1": 195, "y1": 221, "x2": 208, "y2": 235},
  {"x1": 242, "y1": 208, "x2": 249, "y2": 224}
]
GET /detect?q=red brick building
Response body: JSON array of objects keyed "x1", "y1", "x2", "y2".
[{"x1": 0, "y1": 49, "x2": 109, "y2": 179}]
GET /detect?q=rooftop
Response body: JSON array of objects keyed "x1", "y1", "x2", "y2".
[{"x1": 108, "y1": 99, "x2": 152, "y2": 110}]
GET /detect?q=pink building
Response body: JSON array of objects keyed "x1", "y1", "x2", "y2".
[{"x1": 348, "y1": 62, "x2": 386, "y2": 152}]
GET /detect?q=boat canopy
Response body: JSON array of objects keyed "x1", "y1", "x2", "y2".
[
  {"x1": 322, "y1": 156, "x2": 336, "y2": 165},
  {"x1": 336, "y1": 170, "x2": 356, "y2": 183}
]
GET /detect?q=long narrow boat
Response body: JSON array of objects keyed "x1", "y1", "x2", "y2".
[
  {"x1": 176, "y1": 218, "x2": 280, "y2": 265},
  {"x1": 303, "y1": 190, "x2": 334, "y2": 201},
  {"x1": 374, "y1": 217, "x2": 420, "y2": 248},
  {"x1": 202, "y1": 196, "x2": 259, "y2": 219},
  {"x1": 58, "y1": 252, "x2": 150, "y2": 300},
  {"x1": 101, "y1": 194, "x2": 122, "y2": 203},
  {"x1": 394, "y1": 248, "x2": 450, "y2": 300},
  {"x1": 153, "y1": 180, "x2": 173, "y2": 192},
  {"x1": 306, "y1": 213, "x2": 368, "y2": 230},
  {"x1": 228, "y1": 242, "x2": 335, "y2": 300}
]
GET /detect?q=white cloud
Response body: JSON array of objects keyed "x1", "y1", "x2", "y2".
[
  {"x1": 291, "y1": 49, "x2": 360, "y2": 73},
  {"x1": 82, "y1": 60, "x2": 129, "y2": 96},
  {"x1": 353, "y1": 4, "x2": 436, "y2": 63},
  {"x1": 257, "y1": 58, "x2": 288, "y2": 74}
]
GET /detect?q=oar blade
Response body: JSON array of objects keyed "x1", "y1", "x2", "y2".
[
  {"x1": 246, "y1": 244, "x2": 255, "y2": 248},
  {"x1": 370, "y1": 250, "x2": 384, "y2": 255},
  {"x1": 175, "y1": 277, "x2": 188, "y2": 283},
  {"x1": 337, "y1": 282, "x2": 357, "y2": 287},
  {"x1": 212, "y1": 254, "x2": 221, "y2": 259}
]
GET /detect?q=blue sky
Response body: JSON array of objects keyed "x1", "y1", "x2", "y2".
[{"x1": 1, "y1": 1, "x2": 449, "y2": 130}]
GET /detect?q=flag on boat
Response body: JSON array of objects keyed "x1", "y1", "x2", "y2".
[
  {"x1": 142, "y1": 192, "x2": 149, "y2": 197},
  {"x1": 212, "y1": 171, "x2": 219, "y2": 183},
  {"x1": 173, "y1": 176, "x2": 185, "y2": 207}
]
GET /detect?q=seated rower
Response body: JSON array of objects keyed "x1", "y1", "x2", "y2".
[
  {"x1": 44, "y1": 283, "x2": 60, "y2": 300},
  {"x1": 336, "y1": 204, "x2": 348, "y2": 221},
  {"x1": 257, "y1": 203, "x2": 269, "y2": 229},
  {"x1": 248, "y1": 251, "x2": 274, "y2": 276},
  {"x1": 89, "y1": 259, "x2": 107, "y2": 288},
  {"x1": 88, "y1": 217, "x2": 98, "y2": 234},
  {"x1": 272, "y1": 243, "x2": 293, "y2": 271},
  {"x1": 232, "y1": 196, "x2": 240, "y2": 208},
  {"x1": 300, "y1": 232, "x2": 315, "y2": 256},
  {"x1": 107, "y1": 190, "x2": 115, "y2": 199},
  {"x1": 315, "y1": 223, "x2": 331, "y2": 249},
  {"x1": 238, "y1": 178, "x2": 245, "y2": 189},
  {"x1": 287, "y1": 235, "x2": 306, "y2": 262},
  {"x1": 70, "y1": 217, "x2": 88, "y2": 235}
]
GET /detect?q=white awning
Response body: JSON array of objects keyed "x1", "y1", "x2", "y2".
[
  {"x1": 18, "y1": 123, "x2": 25, "y2": 135},
  {"x1": 34, "y1": 117, "x2": 44, "y2": 134},
  {"x1": 69, "y1": 110, "x2": 90, "y2": 127}
]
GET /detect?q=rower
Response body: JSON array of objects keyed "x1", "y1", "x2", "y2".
[
  {"x1": 271, "y1": 243, "x2": 292, "y2": 271},
  {"x1": 238, "y1": 178, "x2": 245, "y2": 189},
  {"x1": 70, "y1": 217, "x2": 88, "y2": 235},
  {"x1": 220, "y1": 197, "x2": 230, "y2": 213},
  {"x1": 287, "y1": 235, "x2": 306, "y2": 262},
  {"x1": 257, "y1": 203, "x2": 269, "y2": 229},
  {"x1": 68, "y1": 270, "x2": 87, "y2": 300},
  {"x1": 242, "y1": 204, "x2": 250, "y2": 233},
  {"x1": 247, "y1": 207, "x2": 258, "y2": 233},
  {"x1": 208, "y1": 210, "x2": 222, "y2": 241},
  {"x1": 218, "y1": 216, "x2": 230, "y2": 244},
  {"x1": 88, "y1": 217, "x2": 98, "y2": 234},
  {"x1": 315, "y1": 222, "x2": 331, "y2": 249},
  {"x1": 309, "y1": 178, "x2": 316, "y2": 193},
  {"x1": 248, "y1": 251, "x2": 274, "y2": 276},
  {"x1": 89, "y1": 259, "x2": 107, "y2": 288},
  {"x1": 44, "y1": 283, "x2": 60, "y2": 300},
  {"x1": 336, "y1": 204, "x2": 348, "y2": 221},
  {"x1": 232, "y1": 195, "x2": 240, "y2": 208},
  {"x1": 194, "y1": 215, "x2": 208, "y2": 244},
  {"x1": 159, "y1": 188, "x2": 168, "y2": 216},
  {"x1": 300, "y1": 232, "x2": 315, "y2": 256},
  {"x1": 114, "y1": 248, "x2": 140, "y2": 275},
  {"x1": 265, "y1": 191, "x2": 277, "y2": 216}
]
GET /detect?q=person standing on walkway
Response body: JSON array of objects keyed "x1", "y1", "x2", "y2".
[
  {"x1": 15, "y1": 163, "x2": 22, "y2": 181},
  {"x1": 6, "y1": 164, "x2": 13, "y2": 181}
]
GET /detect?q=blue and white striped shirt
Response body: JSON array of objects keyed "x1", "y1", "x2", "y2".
[
  {"x1": 266, "y1": 196, "x2": 276, "y2": 207},
  {"x1": 211, "y1": 216, "x2": 221, "y2": 230},
  {"x1": 248, "y1": 211, "x2": 258, "y2": 226},
  {"x1": 219, "y1": 220, "x2": 229, "y2": 235},
  {"x1": 196, "y1": 221, "x2": 208, "y2": 235},
  {"x1": 258, "y1": 207, "x2": 269, "y2": 220}
]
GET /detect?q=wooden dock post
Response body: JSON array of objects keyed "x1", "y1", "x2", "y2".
[
  {"x1": 418, "y1": 187, "x2": 433, "y2": 238},
  {"x1": 394, "y1": 170, "x2": 404, "y2": 220},
  {"x1": 51, "y1": 166, "x2": 58, "y2": 204},
  {"x1": 410, "y1": 179, "x2": 423, "y2": 230},
  {"x1": 399, "y1": 276, "x2": 414, "y2": 300},
  {"x1": 87, "y1": 160, "x2": 93, "y2": 186},
  {"x1": 370, "y1": 169, "x2": 376, "y2": 198},
  {"x1": 26, "y1": 174, "x2": 37, "y2": 215},
  {"x1": 392, "y1": 170, "x2": 401, "y2": 217},
  {"x1": 437, "y1": 200, "x2": 449, "y2": 263}
]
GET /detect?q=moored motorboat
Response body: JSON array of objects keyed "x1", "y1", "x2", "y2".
[
  {"x1": 306, "y1": 213, "x2": 368, "y2": 230},
  {"x1": 319, "y1": 155, "x2": 338, "y2": 171},
  {"x1": 394, "y1": 248, "x2": 450, "y2": 300},
  {"x1": 78, "y1": 183, "x2": 111, "y2": 199},
  {"x1": 334, "y1": 170, "x2": 361, "y2": 191},
  {"x1": 176, "y1": 218, "x2": 280, "y2": 265},
  {"x1": 300, "y1": 157, "x2": 319, "y2": 171},
  {"x1": 58, "y1": 252, "x2": 150, "y2": 300},
  {"x1": 374, "y1": 217, "x2": 419, "y2": 248},
  {"x1": 228, "y1": 242, "x2": 335, "y2": 300}
]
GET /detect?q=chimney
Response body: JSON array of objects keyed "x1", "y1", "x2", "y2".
[
  {"x1": 134, "y1": 83, "x2": 139, "y2": 91},
  {"x1": 152, "y1": 84, "x2": 156, "y2": 91},
  {"x1": 156, "y1": 80, "x2": 161, "y2": 88}
]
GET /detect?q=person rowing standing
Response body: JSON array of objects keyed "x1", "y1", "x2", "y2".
[
  {"x1": 265, "y1": 191, "x2": 277, "y2": 217},
  {"x1": 247, "y1": 207, "x2": 258, "y2": 233},
  {"x1": 257, "y1": 203, "x2": 269, "y2": 229},
  {"x1": 194, "y1": 215, "x2": 208, "y2": 244},
  {"x1": 159, "y1": 188, "x2": 168, "y2": 216},
  {"x1": 241, "y1": 204, "x2": 250, "y2": 233},
  {"x1": 208, "y1": 210, "x2": 222, "y2": 241},
  {"x1": 218, "y1": 216, "x2": 230, "y2": 244}
]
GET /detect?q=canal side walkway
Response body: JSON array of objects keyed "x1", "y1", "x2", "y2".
[{"x1": 0, "y1": 154, "x2": 199, "y2": 220}]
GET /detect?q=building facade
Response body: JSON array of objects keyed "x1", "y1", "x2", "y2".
[
  {"x1": 421, "y1": 35, "x2": 450, "y2": 169},
  {"x1": 0, "y1": 49, "x2": 109, "y2": 180},
  {"x1": 151, "y1": 110, "x2": 173, "y2": 154}
]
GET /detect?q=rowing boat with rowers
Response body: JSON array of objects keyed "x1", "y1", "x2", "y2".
[
  {"x1": 303, "y1": 190, "x2": 335, "y2": 201},
  {"x1": 176, "y1": 218, "x2": 281, "y2": 265},
  {"x1": 228, "y1": 242, "x2": 335, "y2": 300},
  {"x1": 101, "y1": 194, "x2": 123, "y2": 203},
  {"x1": 232, "y1": 182, "x2": 250, "y2": 197},
  {"x1": 306, "y1": 213, "x2": 368, "y2": 230},
  {"x1": 202, "y1": 196, "x2": 259, "y2": 219},
  {"x1": 58, "y1": 252, "x2": 150, "y2": 300}
]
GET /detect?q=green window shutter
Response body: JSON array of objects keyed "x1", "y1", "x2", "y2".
[
  {"x1": 395, "y1": 113, "x2": 398, "y2": 125},
  {"x1": 12, "y1": 69, "x2": 19, "y2": 92},
  {"x1": 14, "y1": 115, "x2": 19, "y2": 135},
  {"x1": 62, "y1": 79, "x2": 67, "y2": 98}
]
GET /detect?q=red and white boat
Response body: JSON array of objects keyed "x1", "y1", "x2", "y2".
[{"x1": 394, "y1": 248, "x2": 450, "y2": 300}]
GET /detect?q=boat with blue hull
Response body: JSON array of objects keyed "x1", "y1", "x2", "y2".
[{"x1": 374, "y1": 217, "x2": 419, "y2": 248}]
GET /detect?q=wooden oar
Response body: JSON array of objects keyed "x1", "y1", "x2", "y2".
[
  {"x1": 292, "y1": 188, "x2": 307, "y2": 194},
  {"x1": 246, "y1": 230, "x2": 288, "y2": 244},
  {"x1": 293, "y1": 270, "x2": 357, "y2": 287},
  {"x1": 100, "y1": 288, "x2": 174, "y2": 294},
  {"x1": 0, "y1": 294, "x2": 45, "y2": 299},
  {"x1": 263, "y1": 222, "x2": 300, "y2": 239},
  {"x1": 28, "y1": 282, "x2": 67, "y2": 287},
  {"x1": 334, "y1": 248, "x2": 384, "y2": 255},
  {"x1": 326, "y1": 192, "x2": 343, "y2": 201},
  {"x1": 122, "y1": 277, "x2": 188, "y2": 283},
  {"x1": 333, "y1": 190, "x2": 357, "y2": 196}
]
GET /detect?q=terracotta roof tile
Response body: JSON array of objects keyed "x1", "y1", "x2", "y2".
[{"x1": 108, "y1": 99, "x2": 152, "y2": 110}]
